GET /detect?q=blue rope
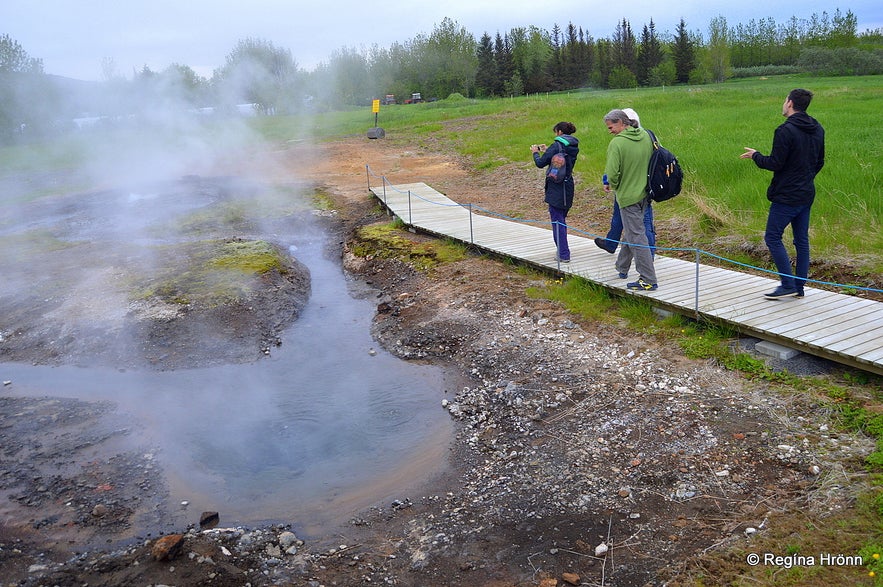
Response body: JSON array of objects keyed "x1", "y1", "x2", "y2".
[{"x1": 364, "y1": 165, "x2": 883, "y2": 295}]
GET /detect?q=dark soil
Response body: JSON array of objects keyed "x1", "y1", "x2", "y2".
[{"x1": 0, "y1": 134, "x2": 877, "y2": 587}]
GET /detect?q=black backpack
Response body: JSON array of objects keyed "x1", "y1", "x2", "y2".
[{"x1": 645, "y1": 129, "x2": 683, "y2": 202}]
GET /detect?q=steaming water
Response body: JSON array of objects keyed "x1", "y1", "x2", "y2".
[{"x1": 1, "y1": 208, "x2": 456, "y2": 537}]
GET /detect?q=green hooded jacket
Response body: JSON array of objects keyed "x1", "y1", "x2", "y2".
[{"x1": 604, "y1": 127, "x2": 653, "y2": 208}]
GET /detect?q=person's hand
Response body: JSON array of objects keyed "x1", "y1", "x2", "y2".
[
  {"x1": 603, "y1": 184, "x2": 611, "y2": 193},
  {"x1": 740, "y1": 147, "x2": 757, "y2": 159}
]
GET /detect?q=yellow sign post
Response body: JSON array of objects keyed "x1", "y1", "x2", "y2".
[{"x1": 368, "y1": 99, "x2": 385, "y2": 139}]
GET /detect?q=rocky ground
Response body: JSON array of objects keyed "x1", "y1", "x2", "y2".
[{"x1": 0, "y1": 133, "x2": 878, "y2": 586}]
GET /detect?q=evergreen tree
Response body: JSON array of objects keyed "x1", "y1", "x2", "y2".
[
  {"x1": 494, "y1": 33, "x2": 514, "y2": 96},
  {"x1": 546, "y1": 24, "x2": 564, "y2": 91},
  {"x1": 636, "y1": 20, "x2": 663, "y2": 85},
  {"x1": 562, "y1": 23, "x2": 581, "y2": 88},
  {"x1": 576, "y1": 27, "x2": 595, "y2": 87},
  {"x1": 475, "y1": 33, "x2": 497, "y2": 97},
  {"x1": 611, "y1": 18, "x2": 637, "y2": 84},
  {"x1": 672, "y1": 19, "x2": 695, "y2": 83}
]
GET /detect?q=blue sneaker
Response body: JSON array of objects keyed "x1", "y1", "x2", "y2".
[
  {"x1": 764, "y1": 286, "x2": 798, "y2": 299},
  {"x1": 618, "y1": 272, "x2": 628, "y2": 279},
  {"x1": 627, "y1": 279, "x2": 658, "y2": 291}
]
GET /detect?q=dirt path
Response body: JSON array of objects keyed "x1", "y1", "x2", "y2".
[{"x1": 0, "y1": 134, "x2": 875, "y2": 587}]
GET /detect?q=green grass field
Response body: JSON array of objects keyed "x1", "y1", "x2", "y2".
[{"x1": 257, "y1": 75, "x2": 882, "y2": 278}]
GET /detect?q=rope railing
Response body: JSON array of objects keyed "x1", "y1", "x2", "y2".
[{"x1": 365, "y1": 164, "x2": 883, "y2": 313}]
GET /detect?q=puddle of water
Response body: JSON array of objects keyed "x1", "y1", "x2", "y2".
[{"x1": 1, "y1": 219, "x2": 457, "y2": 536}]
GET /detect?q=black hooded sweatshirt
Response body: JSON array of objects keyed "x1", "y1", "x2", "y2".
[{"x1": 751, "y1": 111, "x2": 825, "y2": 206}]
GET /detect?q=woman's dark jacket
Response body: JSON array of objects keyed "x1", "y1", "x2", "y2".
[{"x1": 533, "y1": 134, "x2": 580, "y2": 210}]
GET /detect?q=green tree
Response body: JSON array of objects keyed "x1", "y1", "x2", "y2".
[
  {"x1": 608, "y1": 64, "x2": 637, "y2": 88},
  {"x1": 829, "y1": 9, "x2": 859, "y2": 48},
  {"x1": 475, "y1": 33, "x2": 497, "y2": 97},
  {"x1": 509, "y1": 26, "x2": 552, "y2": 93},
  {"x1": 611, "y1": 18, "x2": 638, "y2": 74},
  {"x1": 0, "y1": 34, "x2": 52, "y2": 142},
  {"x1": 213, "y1": 38, "x2": 302, "y2": 114},
  {"x1": 0, "y1": 33, "x2": 43, "y2": 73},
  {"x1": 417, "y1": 18, "x2": 477, "y2": 99},
  {"x1": 672, "y1": 19, "x2": 695, "y2": 83},
  {"x1": 707, "y1": 16, "x2": 732, "y2": 82},
  {"x1": 637, "y1": 20, "x2": 664, "y2": 85},
  {"x1": 327, "y1": 46, "x2": 369, "y2": 106},
  {"x1": 560, "y1": 23, "x2": 578, "y2": 89},
  {"x1": 778, "y1": 16, "x2": 804, "y2": 65},
  {"x1": 594, "y1": 38, "x2": 613, "y2": 87},
  {"x1": 648, "y1": 59, "x2": 677, "y2": 87},
  {"x1": 494, "y1": 33, "x2": 514, "y2": 97},
  {"x1": 546, "y1": 24, "x2": 563, "y2": 91}
]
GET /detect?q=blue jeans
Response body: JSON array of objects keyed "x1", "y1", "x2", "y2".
[
  {"x1": 603, "y1": 199, "x2": 656, "y2": 254},
  {"x1": 549, "y1": 205, "x2": 570, "y2": 260},
  {"x1": 764, "y1": 202, "x2": 811, "y2": 291}
]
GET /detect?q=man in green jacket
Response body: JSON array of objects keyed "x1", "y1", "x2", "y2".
[{"x1": 603, "y1": 109, "x2": 657, "y2": 291}]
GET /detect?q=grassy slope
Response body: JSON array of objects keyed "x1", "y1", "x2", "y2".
[{"x1": 261, "y1": 75, "x2": 882, "y2": 280}]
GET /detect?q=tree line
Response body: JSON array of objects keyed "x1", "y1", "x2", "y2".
[{"x1": 1, "y1": 9, "x2": 882, "y2": 142}]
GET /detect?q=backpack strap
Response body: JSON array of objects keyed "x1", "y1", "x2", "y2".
[{"x1": 645, "y1": 128, "x2": 659, "y2": 150}]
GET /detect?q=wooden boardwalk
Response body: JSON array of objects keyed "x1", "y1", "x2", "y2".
[{"x1": 369, "y1": 181, "x2": 883, "y2": 377}]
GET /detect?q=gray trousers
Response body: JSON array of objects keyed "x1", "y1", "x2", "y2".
[{"x1": 615, "y1": 199, "x2": 658, "y2": 284}]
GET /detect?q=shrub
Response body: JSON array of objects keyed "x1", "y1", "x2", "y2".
[{"x1": 797, "y1": 47, "x2": 883, "y2": 75}]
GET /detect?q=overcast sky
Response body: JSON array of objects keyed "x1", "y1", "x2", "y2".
[{"x1": 3, "y1": 1, "x2": 881, "y2": 81}]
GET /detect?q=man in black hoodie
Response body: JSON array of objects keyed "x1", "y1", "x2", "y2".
[{"x1": 741, "y1": 88, "x2": 825, "y2": 299}]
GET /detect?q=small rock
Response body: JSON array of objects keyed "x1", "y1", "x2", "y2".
[
  {"x1": 562, "y1": 571, "x2": 581, "y2": 585},
  {"x1": 594, "y1": 542, "x2": 609, "y2": 556},
  {"x1": 279, "y1": 531, "x2": 299, "y2": 549},
  {"x1": 152, "y1": 534, "x2": 185, "y2": 561},
  {"x1": 199, "y1": 511, "x2": 220, "y2": 529},
  {"x1": 91, "y1": 504, "x2": 108, "y2": 517}
]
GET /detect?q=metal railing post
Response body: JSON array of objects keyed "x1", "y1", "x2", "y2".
[
  {"x1": 468, "y1": 203, "x2": 474, "y2": 244},
  {"x1": 408, "y1": 190, "x2": 413, "y2": 225},
  {"x1": 694, "y1": 249, "x2": 701, "y2": 318}
]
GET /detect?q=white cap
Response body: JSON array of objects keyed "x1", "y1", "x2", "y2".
[{"x1": 622, "y1": 107, "x2": 641, "y2": 127}]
